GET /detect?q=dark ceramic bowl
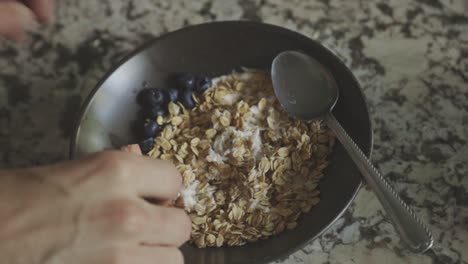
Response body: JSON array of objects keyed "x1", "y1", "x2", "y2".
[{"x1": 70, "y1": 21, "x2": 373, "y2": 264}]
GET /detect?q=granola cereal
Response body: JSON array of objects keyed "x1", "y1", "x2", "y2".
[{"x1": 146, "y1": 71, "x2": 335, "y2": 248}]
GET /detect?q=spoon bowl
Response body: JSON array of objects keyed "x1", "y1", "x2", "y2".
[{"x1": 271, "y1": 51, "x2": 339, "y2": 119}]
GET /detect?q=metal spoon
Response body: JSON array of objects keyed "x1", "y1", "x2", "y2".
[{"x1": 271, "y1": 50, "x2": 433, "y2": 253}]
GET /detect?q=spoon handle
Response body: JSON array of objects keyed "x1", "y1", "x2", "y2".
[{"x1": 324, "y1": 113, "x2": 433, "y2": 253}]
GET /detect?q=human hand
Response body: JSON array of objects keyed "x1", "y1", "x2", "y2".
[
  {"x1": 0, "y1": 0, "x2": 55, "y2": 41},
  {"x1": 0, "y1": 151, "x2": 190, "y2": 264}
]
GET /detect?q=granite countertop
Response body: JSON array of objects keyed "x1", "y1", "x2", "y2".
[{"x1": 0, "y1": 0, "x2": 467, "y2": 263}]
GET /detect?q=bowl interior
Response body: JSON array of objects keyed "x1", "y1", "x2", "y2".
[{"x1": 71, "y1": 21, "x2": 372, "y2": 264}]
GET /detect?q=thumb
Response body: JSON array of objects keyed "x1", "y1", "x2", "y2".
[
  {"x1": 23, "y1": 0, "x2": 55, "y2": 23},
  {"x1": 0, "y1": 1, "x2": 37, "y2": 41}
]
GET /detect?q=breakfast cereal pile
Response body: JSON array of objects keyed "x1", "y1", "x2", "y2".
[{"x1": 137, "y1": 70, "x2": 335, "y2": 247}]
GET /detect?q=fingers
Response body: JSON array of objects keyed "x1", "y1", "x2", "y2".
[
  {"x1": 120, "y1": 145, "x2": 176, "y2": 205},
  {"x1": 90, "y1": 245, "x2": 184, "y2": 264},
  {"x1": 23, "y1": 0, "x2": 55, "y2": 22},
  {"x1": 31, "y1": 151, "x2": 182, "y2": 201},
  {"x1": 138, "y1": 246, "x2": 184, "y2": 264},
  {"x1": 90, "y1": 151, "x2": 182, "y2": 200},
  {"x1": 0, "y1": 1, "x2": 36, "y2": 41},
  {"x1": 120, "y1": 144, "x2": 143, "y2": 155},
  {"x1": 0, "y1": 0, "x2": 54, "y2": 41},
  {"x1": 130, "y1": 156, "x2": 182, "y2": 199},
  {"x1": 88, "y1": 199, "x2": 191, "y2": 247},
  {"x1": 140, "y1": 246, "x2": 184, "y2": 264},
  {"x1": 139, "y1": 203, "x2": 191, "y2": 246}
]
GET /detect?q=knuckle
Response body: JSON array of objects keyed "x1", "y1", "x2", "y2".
[
  {"x1": 160, "y1": 160, "x2": 183, "y2": 190},
  {"x1": 154, "y1": 206, "x2": 170, "y2": 227},
  {"x1": 159, "y1": 160, "x2": 182, "y2": 180},
  {"x1": 106, "y1": 200, "x2": 148, "y2": 235},
  {"x1": 94, "y1": 152, "x2": 130, "y2": 182}
]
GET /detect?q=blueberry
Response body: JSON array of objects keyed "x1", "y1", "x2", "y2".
[
  {"x1": 137, "y1": 88, "x2": 166, "y2": 108},
  {"x1": 131, "y1": 111, "x2": 145, "y2": 138},
  {"x1": 196, "y1": 77, "x2": 212, "y2": 94},
  {"x1": 136, "y1": 89, "x2": 151, "y2": 105},
  {"x1": 139, "y1": 137, "x2": 155, "y2": 154},
  {"x1": 166, "y1": 88, "x2": 179, "y2": 102},
  {"x1": 143, "y1": 119, "x2": 161, "y2": 138},
  {"x1": 180, "y1": 91, "x2": 196, "y2": 109},
  {"x1": 175, "y1": 73, "x2": 197, "y2": 91},
  {"x1": 145, "y1": 105, "x2": 168, "y2": 119}
]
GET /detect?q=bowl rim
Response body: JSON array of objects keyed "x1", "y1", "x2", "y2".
[{"x1": 69, "y1": 20, "x2": 374, "y2": 263}]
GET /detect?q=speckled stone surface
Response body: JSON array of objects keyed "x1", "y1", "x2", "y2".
[{"x1": 0, "y1": 0, "x2": 467, "y2": 263}]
